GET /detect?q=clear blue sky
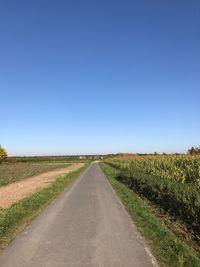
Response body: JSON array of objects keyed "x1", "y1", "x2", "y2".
[{"x1": 1, "y1": 1, "x2": 200, "y2": 155}]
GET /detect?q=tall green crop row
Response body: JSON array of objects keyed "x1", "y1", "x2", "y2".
[
  {"x1": 106, "y1": 155, "x2": 200, "y2": 185},
  {"x1": 104, "y1": 155, "x2": 200, "y2": 242}
]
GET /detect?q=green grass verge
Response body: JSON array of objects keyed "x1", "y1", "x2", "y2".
[
  {"x1": 100, "y1": 163, "x2": 200, "y2": 267},
  {"x1": 0, "y1": 164, "x2": 88, "y2": 248}
]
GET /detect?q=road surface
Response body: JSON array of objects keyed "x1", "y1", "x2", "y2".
[{"x1": 0, "y1": 163, "x2": 156, "y2": 267}]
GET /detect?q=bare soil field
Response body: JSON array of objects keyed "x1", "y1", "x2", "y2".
[
  {"x1": 0, "y1": 162, "x2": 72, "y2": 186},
  {"x1": 0, "y1": 163, "x2": 84, "y2": 208}
]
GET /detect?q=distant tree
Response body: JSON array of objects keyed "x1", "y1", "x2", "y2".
[
  {"x1": 0, "y1": 145, "x2": 7, "y2": 163},
  {"x1": 187, "y1": 146, "x2": 200, "y2": 155}
]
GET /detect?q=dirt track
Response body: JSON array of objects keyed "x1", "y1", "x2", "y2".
[{"x1": 0, "y1": 163, "x2": 83, "y2": 208}]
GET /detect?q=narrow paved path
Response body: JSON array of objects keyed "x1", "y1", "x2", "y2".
[{"x1": 0, "y1": 163, "x2": 155, "y2": 267}]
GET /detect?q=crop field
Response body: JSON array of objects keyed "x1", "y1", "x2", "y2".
[
  {"x1": 104, "y1": 155, "x2": 200, "y2": 247},
  {"x1": 0, "y1": 161, "x2": 72, "y2": 186}
]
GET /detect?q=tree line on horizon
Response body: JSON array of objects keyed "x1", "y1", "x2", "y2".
[
  {"x1": 187, "y1": 146, "x2": 200, "y2": 155},
  {"x1": 0, "y1": 145, "x2": 200, "y2": 163}
]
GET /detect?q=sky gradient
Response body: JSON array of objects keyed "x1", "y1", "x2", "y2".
[{"x1": 1, "y1": 0, "x2": 200, "y2": 155}]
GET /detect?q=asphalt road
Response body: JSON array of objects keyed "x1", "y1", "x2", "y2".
[{"x1": 0, "y1": 163, "x2": 156, "y2": 267}]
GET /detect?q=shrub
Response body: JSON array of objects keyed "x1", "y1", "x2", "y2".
[{"x1": 0, "y1": 146, "x2": 7, "y2": 163}]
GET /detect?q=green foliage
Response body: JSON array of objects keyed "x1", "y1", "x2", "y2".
[
  {"x1": 106, "y1": 155, "x2": 200, "y2": 185},
  {"x1": 188, "y1": 146, "x2": 200, "y2": 155},
  {"x1": 100, "y1": 163, "x2": 200, "y2": 267},
  {"x1": 104, "y1": 156, "x2": 200, "y2": 242},
  {"x1": 0, "y1": 146, "x2": 7, "y2": 163}
]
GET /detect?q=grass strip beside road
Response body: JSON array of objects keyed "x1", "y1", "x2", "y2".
[
  {"x1": 100, "y1": 163, "x2": 200, "y2": 267},
  {"x1": 0, "y1": 164, "x2": 88, "y2": 248}
]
